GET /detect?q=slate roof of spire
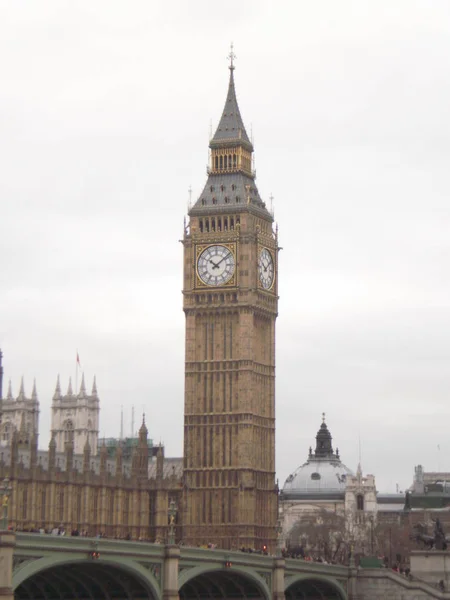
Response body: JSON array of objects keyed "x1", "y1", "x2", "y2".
[
  {"x1": 210, "y1": 66, "x2": 252, "y2": 149},
  {"x1": 190, "y1": 64, "x2": 272, "y2": 220}
]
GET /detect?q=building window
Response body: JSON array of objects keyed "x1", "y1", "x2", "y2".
[
  {"x1": 357, "y1": 494, "x2": 364, "y2": 511},
  {"x1": 63, "y1": 420, "x2": 74, "y2": 444}
]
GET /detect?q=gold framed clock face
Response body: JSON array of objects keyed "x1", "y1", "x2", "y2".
[
  {"x1": 258, "y1": 247, "x2": 275, "y2": 290},
  {"x1": 196, "y1": 244, "x2": 236, "y2": 287}
]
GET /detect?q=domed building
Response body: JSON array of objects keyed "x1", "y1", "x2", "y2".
[
  {"x1": 280, "y1": 415, "x2": 354, "y2": 541},
  {"x1": 279, "y1": 415, "x2": 386, "y2": 559}
]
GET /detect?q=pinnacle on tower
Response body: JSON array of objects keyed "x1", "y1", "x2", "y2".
[
  {"x1": 6, "y1": 380, "x2": 13, "y2": 401},
  {"x1": 31, "y1": 378, "x2": 38, "y2": 401},
  {"x1": 53, "y1": 374, "x2": 61, "y2": 400},
  {"x1": 49, "y1": 431, "x2": 56, "y2": 449},
  {"x1": 139, "y1": 414, "x2": 148, "y2": 440},
  {"x1": 91, "y1": 375, "x2": 98, "y2": 397},
  {"x1": 210, "y1": 46, "x2": 251, "y2": 148},
  {"x1": 79, "y1": 372, "x2": 86, "y2": 397},
  {"x1": 67, "y1": 377, "x2": 73, "y2": 396},
  {"x1": 356, "y1": 462, "x2": 363, "y2": 482},
  {"x1": 17, "y1": 376, "x2": 25, "y2": 400}
]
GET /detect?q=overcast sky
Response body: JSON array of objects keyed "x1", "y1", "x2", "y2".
[{"x1": 1, "y1": 1, "x2": 450, "y2": 493}]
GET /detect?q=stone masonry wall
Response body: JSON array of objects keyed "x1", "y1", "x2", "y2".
[{"x1": 356, "y1": 569, "x2": 450, "y2": 600}]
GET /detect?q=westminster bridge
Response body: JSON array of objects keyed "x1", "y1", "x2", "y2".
[{"x1": 2, "y1": 532, "x2": 450, "y2": 600}]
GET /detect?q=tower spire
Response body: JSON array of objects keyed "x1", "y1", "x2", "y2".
[
  {"x1": 17, "y1": 376, "x2": 25, "y2": 400},
  {"x1": 31, "y1": 378, "x2": 38, "y2": 401},
  {"x1": 67, "y1": 377, "x2": 73, "y2": 396},
  {"x1": 79, "y1": 372, "x2": 86, "y2": 396},
  {"x1": 190, "y1": 50, "x2": 270, "y2": 217},
  {"x1": 210, "y1": 49, "x2": 251, "y2": 148},
  {"x1": 53, "y1": 375, "x2": 61, "y2": 400},
  {"x1": 6, "y1": 380, "x2": 13, "y2": 401}
]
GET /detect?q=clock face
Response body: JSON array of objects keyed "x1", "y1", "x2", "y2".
[
  {"x1": 197, "y1": 245, "x2": 236, "y2": 287},
  {"x1": 258, "y1": 248, "x2": 275, "y2": 290}
]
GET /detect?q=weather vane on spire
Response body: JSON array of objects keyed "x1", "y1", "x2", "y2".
[{"x1": 228, "y1": 42, "x2": 236, "y2": 70}]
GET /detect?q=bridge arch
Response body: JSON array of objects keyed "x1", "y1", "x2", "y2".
[
  {"x1": 285, "y1": 573, "x2": 348, "y2": 600},
  {"x1": 13, "y1": 555, "x2": 161, "y2": 600},
  {"x1": 179, "y1": 565, "x2": 271, "y2": 600}
]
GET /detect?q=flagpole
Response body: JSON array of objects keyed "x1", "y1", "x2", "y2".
[{"x1": 75, "y1": 350, "x2": 78, "y2": 395}]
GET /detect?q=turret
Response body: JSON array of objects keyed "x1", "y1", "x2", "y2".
[
  {"x1": 132, "y1": 415, "x2": 149, "y2": 479},
  {"x1": 30, "y1": 431, "x2": 38, "y2": 469},
  {"x1": 10, "y1": 429, "x2": 18, "y2": 467},
  {"x1": 156, "y1": 444, "x2": 164, "y2": 480},
  {"x1": 48, "y1": 433, "x2": 56, "y2": 471},
  {"x1": 100, "y1": 442, "x2": 108, "y2": 475},
  {"x1": 83, "y1": 438, "x2": 91, "y2": 473},
  {"x1": 65, "y1": 439, "x2": 74, "y2": 472}
]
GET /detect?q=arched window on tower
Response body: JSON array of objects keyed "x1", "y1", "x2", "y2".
[
  {"x1": 63, "y1": 420, "x2": 74, "y2": 445},
  {"x1": 2, "y1": 422, "x2": 12, "y2": 444},
  {"x1": 356, "y1": 494, "x2": 364, "y2": 511}
]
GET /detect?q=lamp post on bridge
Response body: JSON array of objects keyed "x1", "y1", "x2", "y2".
[
  {"x1": 276, "y1": 520, "x2": 283, "y2": 557},
  {"x1": 168, "y1": 499, "x2": 177, "y2": 545},
  {"x1": 1, "y1": 477, "x2": 12, "y2": 530}
]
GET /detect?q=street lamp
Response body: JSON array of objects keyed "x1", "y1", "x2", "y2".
[
  {"x1": 276, "y1": 520, "x2": 283, "y2": 557},
  {"x1": 168, "y1": 499, "x2": 177, "y2": 545},
  {"x1": 1, "y1": 478, "x2": 12, "y2": 531}
]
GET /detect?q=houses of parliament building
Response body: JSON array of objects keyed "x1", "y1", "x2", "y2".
[{"x1": 0, "y1": 55, "x2": 279, "y2": 550}]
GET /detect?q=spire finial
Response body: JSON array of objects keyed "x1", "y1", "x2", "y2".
[
  {"x1": 7, "y1": 380, "x2": 13, "y2": 401},
  {"x1": 18, "y1": 376, "x2": 25, "y2": 400},
  {"x1": 228, "y1": 42, "x2": 236, "y2": 71},
  {"x1": 31, "y1": 378, "x2": 38, "y2": 401},
  {"x1": 79, "y1": 372, "x2": 86, "y2": 396},
  {"x1": 322, "y1": 412, "x2": 326, "y2": 424}
]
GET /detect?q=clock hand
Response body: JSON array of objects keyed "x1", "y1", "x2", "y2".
[{"x1": 214, "y1": 251, "x2": 231, "y2": 267}]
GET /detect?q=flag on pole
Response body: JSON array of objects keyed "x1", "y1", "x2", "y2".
[{"x1": 77, "y1": 352, "x2": 81, "y2": 367}]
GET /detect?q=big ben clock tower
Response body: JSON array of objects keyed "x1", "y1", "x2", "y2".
[{"x1": 182, "y1": 50, "x2": 278, "y2": 550}]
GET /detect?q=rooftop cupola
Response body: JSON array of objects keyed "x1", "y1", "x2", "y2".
[{"x1": 314, "y1": 413, "x2": 334, "y2": 459}]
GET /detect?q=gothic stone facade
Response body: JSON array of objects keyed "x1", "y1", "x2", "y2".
[
  {"x1": 182, "y1": 61, "x2": 278, "y2": 550},
  {"x1": 0, "y1": 422, "x2": 182, "y2": 542}
]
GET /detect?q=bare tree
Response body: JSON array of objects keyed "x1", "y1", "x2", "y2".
[{"x1": 287, "y1": 509, "x2": 346, "y2": 563}]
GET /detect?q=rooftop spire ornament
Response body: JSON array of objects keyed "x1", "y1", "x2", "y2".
[{"x1": 228, "y1": 42, "x2": 236, "y2": 70}]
